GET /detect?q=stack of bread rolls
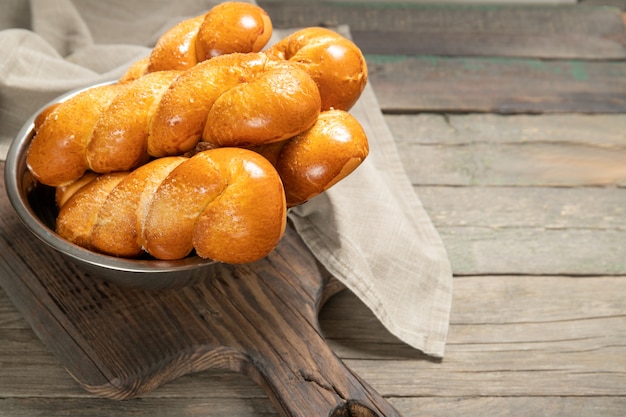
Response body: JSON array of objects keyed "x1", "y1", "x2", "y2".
[{"x1": 26, "y1": 1, "x2": 369, "y2": 264}]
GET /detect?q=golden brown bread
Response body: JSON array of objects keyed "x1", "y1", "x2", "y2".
[
  {"x1": 265, "y1": 27, "x2": 368, "y2": 111},
  {"x1": 56, "y1": 172, "x2": 128, "y2": 249},
  {"x1": 55, "y1": 171, "x2": 98, "y2": 208},
  {"x1": 194, "y1": 2, "x2": 272, "y2": 62},
  {"x1": 269, "y1": 109, "x2": 369, "y2": 207},
  {"x1": 27, "y1": 3, "x2": 368, "y2": 187},
  {"x1": 146, "y1": 15, "x2": 205, "y2": 73},
  {"x1": 56, "y1": 148, "x2": 286, "y2": 264},
  {"x1": 148, "y1": 52, "x2": 321, "y2": 157},
  {"x1": 27, "y1": 53, "x2": 322, "y2": 186},
  {"x1": 249, "y1": 109, "x2": 369, "y2": 207},
  {"x1": 131, "y1": 23, "x2": 368, "y2": 112},
  {"x1": 89, "y1": 156, "x2": 187, "y2": 258},
  {"x1": 26, "y1": 83, "x2": 126, "y2": 187},
  {"x1": 119, "y1": 56, "x2": 150, "y2": 84},
  {"x1": 87, "y1": 70, "x2": 182, "y2": 173},
  {"x1": 55, "y1": 109, "x2": 367, "y2": 261},
  {"x1": 33, "y1": 103, "x2": 60, "y2": 132},
  {"x1": 27, "y1": 72, "x2": 182, "y2": 187},
  {"x1": 143, "y1": 148, "x2": 286, "y2": 262},
  {"x1": 28, "y1": 3, "x2": 371, "y2": 264},
  {"x1": 140, "y1": 2, "x2": 272, "y2": 75}
]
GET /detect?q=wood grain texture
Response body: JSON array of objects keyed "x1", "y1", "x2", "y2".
[
  {"x1": 415, "y1": 186, "x2": 626, "y2": 230},
  {"x1": 387, "y1": 113, "x2": 626, "y2": 186},
  {"x1": 2, "y1": 396, "x2": 626, "y2": 417},
  {"x1": 259, "y1": 1, "x2": 626, "y2": 59},
  {"x1": 3, "y1": 113, "x2": 625, "y2": 414},
  {"x1": 3, "y1": 274, "x2": 625, "y2": 415},
  {"x1": 415, "y1": 186, "x2": 626, "y2": 275},
  {"x1": 581, "y1": 0, "x2": 626, "y2": 10},
  {"x1": 367, "y1": 56, "x2": 626, "y2": 113},
  {"x1": 386, "y1": 113, "x2": 626, "y2": 147},
  {"x1": 383, "y1": 113, "x2": 626, "y2": 275}
]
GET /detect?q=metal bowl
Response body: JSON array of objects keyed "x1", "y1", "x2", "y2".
[{"x1": 4, "y1": 84, "x2": 218, "y2": 290}]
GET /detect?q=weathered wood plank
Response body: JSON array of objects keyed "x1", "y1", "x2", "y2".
[
  {"x1": 2, "y1": 3, "x2": 625, "y2": 416},
  {"x1": 1, "y1": 396, "x2": 626, "y2": 417},
  {"x1": 416, "y1": 186, "x2": 626, "y2": 230},
  {"x1": 0, "y1": 287, "x2": 28, "y2": 329},
  {"x1": 581, "y1": 0, "x2": 626, "y2": 10},
  {"x1": 0, "y1": 398, "x2": 279, "y2": 417},
  {"x1": 413, "y1": 186, "x2": 626, "y2": 275},
  {"x1": 392, "y1": 397, "x2": 626, "y2": 417},
  {"x1": 384, "y1": 113, "x2": 626, "y2": 186},
  {"x1": 439, "y1": 224, "x2": 626, "y2": 275},
  {"x1": 386, "y1": 113, "x2": 626, "y2": 274},
  {"x1": 335, "y1": 275, "x2": 626, "y2": 397},
  {"x1": 258, "y1": 2, "x2": 626, "y2": 59},
  {"x1": 386, "y1": 112, "x2": 626, "y2": 275},
  {"x1": 344, "y1": 325, "x2": 625, "y2": 396},
  {"x1": 0, "y1": 326, "x2": 265, "y2": 400},
  {"x1": 386, "y1": 113, "x2": 626, "y2": 146},
  {"x1": 367, "y1": 55, "x2": 626, "y2": 113},
  {"x1": 0, "y1": 329, "x2": 89, "y2": 398},
  {"x1": 3, "y1": 276, "x2": 625, "y2": 401},
  {"x1": 321, "y1": 276, "x2": 626, "y2": 349},
  {"x1": 399, "y1": 141, "x2": 626, "y2": 187}
]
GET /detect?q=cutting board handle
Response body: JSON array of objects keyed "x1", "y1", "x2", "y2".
[
  {"x1": 232, "y1": 297, "x2": 402, "y2": 417},
  {"x1": 251, "y1": 339, "x2": 402, "y2": 417},
  {"x1": 213, "y1": 260, "x2": 403, "y2": 417}
]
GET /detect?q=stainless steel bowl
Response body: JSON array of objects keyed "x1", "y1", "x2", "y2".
[{"x1": 4, "y1": 84, "x2": 218, "y2": 290}]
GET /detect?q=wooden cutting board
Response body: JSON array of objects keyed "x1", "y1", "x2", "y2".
[{"x1": 0, "y1": 166, "x2": 402, "y2": 417}]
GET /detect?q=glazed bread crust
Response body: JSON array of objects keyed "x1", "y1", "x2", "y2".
[
  {"x1": 56, "y1": 149, "x2": 286, "y2": 264},
  {"x1": 25, "y1": 3, "x2": 371, "y2": 263}
]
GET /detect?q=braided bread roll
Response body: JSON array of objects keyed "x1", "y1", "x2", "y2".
[
  {"x1": 26, "y1": 4, "x2": 371, "y2": 263},
  {"x1": 26, "y1": 72, "x2": 178, "y2": 187},
  {"x1": 149, "y1": 52, "x2": 322, "y2": 157},
  {"x1": 123, "y1": 25, "x2": 369, "y2": 113},
  {"x1": 56, "y1": 148, "x2": 286, "y2": 264},
  {"x1": 120, "y1": 1, "x2": 272, "y2": 80},
  {"x1": 50, "y1": 107, "x2": 367, "y2": 262},
  {"x1": 252, "y1": 109, "x2": 369, "y2": 207},
  {"x1": 27, "y1": 53, "x2": 322, "y2": 187},
  {"x1": 265, "y1": 27, "x2": 368, "y2": 112}
]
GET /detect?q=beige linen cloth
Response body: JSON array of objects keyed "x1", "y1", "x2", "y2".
[{"x1": 0, "y1": 0, "x2": 453, "y2": 357}]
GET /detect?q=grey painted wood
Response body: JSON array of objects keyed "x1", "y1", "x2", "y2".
[
  {"x1": 382, "y1": 113, "x2": 626, "y2": 274},
  {"x1": 259, "y1": 1, "x2": 625, "y2": 59},
  {"x1": 368, "y1": 56, "x2": 626, "y2": 113}
]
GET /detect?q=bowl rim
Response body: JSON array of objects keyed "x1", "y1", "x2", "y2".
[{"x1": 4, "y1": 82, "x2": 217, "y2": 275}]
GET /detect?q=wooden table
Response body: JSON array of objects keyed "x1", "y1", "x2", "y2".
[{"x1": 2, "y1": 1, "x2": 626, "y2": 415}]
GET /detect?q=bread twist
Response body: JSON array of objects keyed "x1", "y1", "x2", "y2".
[
  {"x1": 121, "y1": 1, "x2": 272, "y2": 78},
  {"x1": 25, "y1": 3, "x2": 371, "y2": 263},
  {"x1": 251, "y1": 109, "x2": 369, "y2": 207},
  {"x1": 55, "y1": 148, "x2": 286, "y2": 264},
  {"x1": 149, "y1": 52, "x2": 322, "y2": 158},
  {"x1": 123, "y1": 26, "x2": 368, "y2": 112},
  {"x1": 27, "y1": 53, "x2": 322, "y2": 187},
  {"x1": 265, "y1": 27, "x2": 368, "y2": 112}
]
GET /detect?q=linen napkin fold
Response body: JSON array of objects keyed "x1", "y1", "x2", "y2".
[{"x1": 0, "y1": 0, "x2": 453, "y2": 357}]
